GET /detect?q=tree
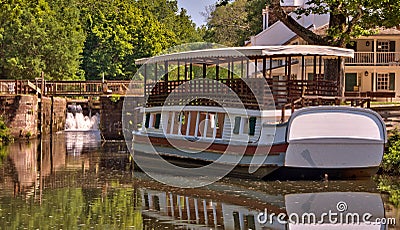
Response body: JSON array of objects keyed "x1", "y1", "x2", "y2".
[
  {"x1": 204, "y1": 0, "x2": 250, "y2": 46},
  {"x1": 81, "y1": 0, "x2": 147, "y2": 80},
  {"x1": 82, "y1": 0, "x2": 202, "y2": 80},
  {"x1": 204, "y1": 0, "x2": 267, "y2": 46},
  {"x1": 0, "y1": 0, "x2": 85, "y2": 80},
  {"x1": 135, "y1": 0, "x2": 202, "y2": 44},
  {"x1": 270, "y1": 0, "x2": 400, "y2": 97},
  {"x1": 270, "y1": 0, "x2": 400, "y2": 47}
]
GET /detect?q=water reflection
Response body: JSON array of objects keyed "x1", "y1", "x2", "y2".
[
  {"x1": 65, "y1": 131, "x2": 101, "y2": 155},
  {"x1": 0, "y1": 134, "x2": 398, "y2": 229}
]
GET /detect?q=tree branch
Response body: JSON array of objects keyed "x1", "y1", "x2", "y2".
[{"x1": 270, "y1": 0, "x2": 328, "y2": 45}]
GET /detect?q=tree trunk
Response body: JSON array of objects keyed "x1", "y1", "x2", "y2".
[{"x1": 324, "y1": 58, "x2": 345, "y2": 98}]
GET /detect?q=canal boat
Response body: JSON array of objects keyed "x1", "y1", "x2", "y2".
[{"x1": 130, "y1": 45, "x2": 387, "y2": 179}]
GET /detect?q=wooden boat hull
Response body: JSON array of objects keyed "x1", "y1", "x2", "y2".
[{"x1": 132, "y1": 139, "x2": 285, "y2": 179}]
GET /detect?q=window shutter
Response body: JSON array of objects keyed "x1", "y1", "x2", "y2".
[
  {"x1": 233, "y1": 117, "x2": 241, "y2": 134},
  {"x1": 390, "y1": 73, "x2": 395, "y2": 91},
  {"x1": 145, "y1": 113, "x2": 150, "y2": 128},
  {"x1": 249, "y1": 117, "x2": 256, "y2": 136},
  {"x1": 390, "y1": 41, "x2": 396, "y2": 52},
  {"x1": 154, "y1": 113, "x2": 161, "y2": 129}
]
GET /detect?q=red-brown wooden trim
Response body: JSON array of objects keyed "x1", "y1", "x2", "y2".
[{"x1": 134, "y1": 134, "x2": 287, "y2": 156}]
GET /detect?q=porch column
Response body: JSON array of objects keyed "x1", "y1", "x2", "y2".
[
  {"x1": 216, "y1": 60, "x2": 220, "y2": 81},
  {"x1": 246, "y1": 59, "x2": 250, "y2": 78},
  {"x1": 241, "y1": 58, "x2": 244, "y2": 78},
  {"x1": 177, "y1": 60, "x2": 180, "y2": 80},
  {"x1": 373, "y1": 38, "x2": 377, "y2": 92},
  {"x1": 374, "y1": 38, "x2": 377, "y2": 65},
  {"x1": 254, "y1": 58, "x2": 258, "y2": 77},
  {"x1": 155, "y1": 62, "x2": 158, "y2": 81},
  {"x1": 164, "y1": 61, "x2": 169, "y2": 94},
  {"x1": 190, "y1": 59, "x2": 193, "y2": 80},
  {"x1": 164, "y1": 61, "x2": 169, "y2": 82},
  {"x1": 184, "y1": 61, "x2": 188, "y2": 81},
  {"x1": 263, "y1": 57, "x2": 267, "y2": 79},
  {"x1": 144, "y1": 64, "x2": 147, "y2": 96},
  {"x1": 269, "y1": 57, "x2": 273, "y2": 78}
]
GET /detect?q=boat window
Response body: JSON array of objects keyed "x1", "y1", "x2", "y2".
[
  {"x1": 233, "y1": 212, "x2": 240, "y2": 229},
  {"x1": 233, "y1": 117, "x2": 241, "y2": 134},
  {"x1": 249, "y1": 117, "x2": 257, "y2": 136},
  {"x1": 243, "y1": 118, "x2": 249, "y2": 134},
  {"x1": 210, "y1": 113, "x2": 215, "y2": 128},
  {"x1": 154, "y1": 113, "x2": 161, "y2": 129},
  {"x1": 145, "y1": 113, "x2": 150, "y2": 128}
]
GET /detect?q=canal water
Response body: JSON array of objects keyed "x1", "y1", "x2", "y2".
[{"x1": 0, "y1": 132, "x2": 399, "y2": 229}]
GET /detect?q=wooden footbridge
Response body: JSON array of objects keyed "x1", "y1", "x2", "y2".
[{"x1": 0, "y1": 79, "x2": 144, "y2": 96}]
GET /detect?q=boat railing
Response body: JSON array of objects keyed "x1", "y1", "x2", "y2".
[{"x1": 146, "y1": 78, "x2": 339, "y2": 109}]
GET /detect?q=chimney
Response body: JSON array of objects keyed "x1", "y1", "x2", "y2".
[{"x1": 262, "y1": 6, "x2": 269, "y2": 30}]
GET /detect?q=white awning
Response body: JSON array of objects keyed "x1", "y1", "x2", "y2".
[{"x1": 135, "y1": 45, "x2": 354, "y2": 65}]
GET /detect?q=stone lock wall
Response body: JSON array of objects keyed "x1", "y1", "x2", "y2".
[
  {"x1": 100, "y1": 96, "x2": 143, "y2": 140},
  {"x1": 0, "y1": 95, "x2": 66, "y2": 138},
  {"x1": 0, "y1": 95, "x2": 38, "y2": 138},
  {"x1": 42, "y1": 96, "x2": 67, "y2": 135}
]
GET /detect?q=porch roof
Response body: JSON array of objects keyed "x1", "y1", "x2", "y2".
[{"x1": 135, "y1": 45, "x2": 354, "y2": 65}]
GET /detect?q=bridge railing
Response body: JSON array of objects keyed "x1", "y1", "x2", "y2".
[{"x1": 0, "y1": 80, "x2": 144, "y2": 96}]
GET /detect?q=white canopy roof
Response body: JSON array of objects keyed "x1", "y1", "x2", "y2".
[{"x1": 135, "y1": 45, "x2": 354, "y2": 65}]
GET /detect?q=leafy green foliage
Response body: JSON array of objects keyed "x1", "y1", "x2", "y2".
[
  {"x1": 110, "y1": 94, "x2": 121, "y2": 103},
  {"x1": 81, "y1": 0, "x2": 203, "y2": 80},
  {"x1": 381, "y1": 128, "x2": 400, "y2": 175},
  {"x1": 0, "y1": 0, "x2": 85, "y2": 80},
  {"x1": 204, "y1": 0, "x2": 268, "y2": 46},
  {"x1": 273, "y1": 0, "x2": 400, "y2": 47},
  {"x1": 377, "y1": 176, "x2": 400, "y2": 207},
  {"x1": 0, "y1": 145, "x2": 8, "y2": 167},
  {"x1": 0, "y1": 116, "x2": 13, "y2": 144},
  {"x1": 0, "y1": 0, "x2": 202, "y2": 80}
]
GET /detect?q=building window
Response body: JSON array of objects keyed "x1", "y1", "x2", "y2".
[
  {"x1": 377, "y1": 73, "x2": 389, "y2": 91},
  {"x1": 377, "y1": 41, "x2": 390, "y2": 52}
]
